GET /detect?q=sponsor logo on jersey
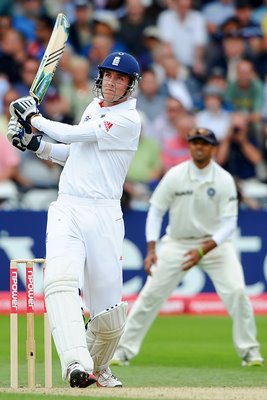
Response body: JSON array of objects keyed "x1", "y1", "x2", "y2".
[
  {"x1": 84, "y1": 114, "x2": 92, "y2": 122},
  {"x1": 104, "y1": 120, "x2": 113, "y2": 132},
  {"x1": 175, "y1": 190, "x2": 193, "y2": 196}
]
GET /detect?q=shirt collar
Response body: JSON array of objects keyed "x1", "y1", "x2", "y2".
[
  {"x1": 189, "y1": 160, "x2": 214, "y2": 183},
  {"x1": 98, "y1": 97, "x2": 137, "y2": 111}
]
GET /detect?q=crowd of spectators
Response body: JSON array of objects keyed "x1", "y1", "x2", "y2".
[{"x1": 1, "y1": 0, "x2": 267, "y2": 211}]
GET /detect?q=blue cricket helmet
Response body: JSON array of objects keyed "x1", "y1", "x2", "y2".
[
  {"x1": 93, "y1": 52, "x2": 141, "y2": 100},
  {"x1": 98, "y1": 52, "x2": 141, "y2": 82}
]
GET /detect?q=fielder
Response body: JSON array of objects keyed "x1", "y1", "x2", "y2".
[
  {"x1": 7, "y1": 52, "x2": 141, "y2": 388},
  {"x1": 112, "y1": 128, "x2": 264, "y2": 368}
]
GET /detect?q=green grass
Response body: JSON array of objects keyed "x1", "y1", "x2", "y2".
[{"x1": 0, "y1": 314, "x2": 266, "y2": 399}]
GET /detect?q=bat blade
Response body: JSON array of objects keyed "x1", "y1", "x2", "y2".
[{"x1": 30, "y1": 13, "x2": 70, "y2": 104}]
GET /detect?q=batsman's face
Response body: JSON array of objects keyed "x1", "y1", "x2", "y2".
[
  {"x1": 189, "y1": 139, "x2": 214, "y2": 168},
  {"x1": 102, "y1": 70, "x2": 130, "y2": 105}
]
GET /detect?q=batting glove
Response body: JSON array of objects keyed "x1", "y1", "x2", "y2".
[
  {"x1": 7, "y1": 116, "x2": 42, "y2": 152},
  {"x1": 9, "y1": 95, "x2": 40, "y2": 123}
]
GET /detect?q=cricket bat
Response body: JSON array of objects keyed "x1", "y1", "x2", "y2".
[{"x1": 30, "y1": 13, "x2": 70, "y2": 104}]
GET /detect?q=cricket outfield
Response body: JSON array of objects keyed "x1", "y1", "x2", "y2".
[{"x1": 0, "y1": 315, "x2": 266, "y2": 400}]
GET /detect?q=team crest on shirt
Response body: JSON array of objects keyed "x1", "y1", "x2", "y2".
[
  {"x1": 104, "y1": 120, "x2": 113, "y2": 132},
  {"x1": 207, "y1": 187, "x2": 215, "y2": 197}
]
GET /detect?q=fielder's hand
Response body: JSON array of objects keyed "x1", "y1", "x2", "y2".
[
  {"x1": 182, "y1": 249, "x2": 202, "y2": 271},
  {"x1": 144, "y1": 250, "x2": 157, "y2": 276},
  {"x1": 9, "y1": 95, "x2": 40, "y2": 123},
  {"x1": 7, "y1": 116, "x2": 42, "y2": 152}
]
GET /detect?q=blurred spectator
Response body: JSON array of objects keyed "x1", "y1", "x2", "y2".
[
  {"x1": 196, "y1": 84, "x2": 231, "y2": 142},
  {"x1": 0, "y1": 134, "x2": 20, "y2": 209},
  {"x1": 0, "y1": 88, "x2": 20, "y2": 136},
  {"x1": 233, "y1": 0, "x2": 262, "y2": 39},
  {"x1": 206, "y1": 66, "x2": 228, "y2": 91},
  {"x1": 202, "y1": 0, "x2": 235, "y2": 36},
  {"x1": 27, "y1": 14, "x2": 55, "y2": 61},
  {"x1": 56, "y1": 43, "x2": 75, "y2": 84},
  {"x1": 262, "y1": 74, "x2": 267, "y2": 121},
  {"x1": 14, "y1": 56, "x2": 39, "y2": 97},
  {"x1": 157, "y1": 0, "x2": 208, "y2": 78},
  {"x1": 0, "y1": 13, "x2": 12, "y2": 41},
  {"x1": 12, "y1": 0, "x2": 46, "y2": 42},
  {"x1": 0, "y1": 74, "x2": 10, "y2": 114},
  {"x1": 149, "y1": 95, "x2": 188, "y2": 145},
  {"x1": 200, "y1": 66, "x2": 233, "y2": 111},
  {"x1": 210, "y1": 1, "x2": 264, "y2": 78},
  {"x1": 118, "y1": 0, "x2": 155, "y2": 57},
  {"x1": 247, "y1": 35, "x2": 267, "y2": 82},
  {"x1": 151, "y1": 41, "x2": 177, "y2": 85},
  {"x1": 254, "y1": 1, "x2": 267, "y2": 52},
  {"x1": 234, "y1": 0, "x2": 266, "y2": 79},
  {"x1": 0, "y1": 0, "x2": 14, "y2": 16},
  {"x1": 0, "y1": 28, "x2": 28, "y2": 84},
  {"x1": 219, "y1": 14, "x2": 241, "y2": 36},
  {"x1": 161, "y1": 113, "x2": 195, "y2": 172},
  {"x1": 68, "y1": 0, "x2": 93, "y2": 56},
  {"x1": 215, "y1": 112, "x2": 267, "y2": 204},
  {"x1": 123, "y1": 112, "x2": 163, "y2": 209},
  {"x1": 208, "y1": 30, "x2": 247, "y2": 82},
  {"x1": 252, "y1": 0, "x2": 267, "y2": 26},
  {"x1": 144, "y1": 1, "x2": 167, "y2": 21},
  {"x1": 138, "y1": 25, "x2": 162, "y2": 71},
  {"x1": 92, "y1": 9, "x2": 126, "y2": 52},
  {"x1": 136, "y1": 68, "x2": 166, "y2": 122},
  {"x1": 160, "y1": 55, "x2": 194, "y2": 110},
  {"x1": 17, "y1": 122, "x2": 62, "y2": 210},
  {"x1": 18, "y1": 151, "x2": 61, "y2": 210},
  {"x1": 87, "y1": 33, "x2": 114, "y2": 80},
  {"x1": 224, "y1": 58, "x2": 265, "y2": 146},
  {"x1": 59, "y1": 55, "x2": 94, "y2": 123},
  {"x1": 92, "y1": 0, "x2": 125, "y2": 17},
  {"x1": 44, "y1": 0, "x2": 76, "y2": 22},
  {"x1": 41, "y1": 86, "x2": 71, "y2": 122}
]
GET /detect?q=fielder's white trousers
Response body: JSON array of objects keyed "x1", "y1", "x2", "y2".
[{"x1": 117, "y1": 235, "x2": 260, "y2": 360}]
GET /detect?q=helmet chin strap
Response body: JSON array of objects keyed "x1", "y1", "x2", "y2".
[{"x1": 101, "y1": 88, "x2": 130, "y2": 103}]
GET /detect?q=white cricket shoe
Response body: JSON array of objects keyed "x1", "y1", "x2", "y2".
[
  {"x1": 242, "y1": 348, "x2": 264, "y2": 367},
  {"x1": 111, "y1": 349, "x2": 130, "y2": 366},
  {"x1": 67, "y1": 362, "x2": 97, "y2": 388},
  {"x1": 95, "y1": 367, "x2": 122, "y2": 387}
]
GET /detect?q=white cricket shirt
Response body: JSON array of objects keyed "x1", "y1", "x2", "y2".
[
  {"x1": 32, "y1": 97, "x2": 141, "y2": 200},
  {"x1": 150, "y1": 160, "x2": 238, "y2": 239}
]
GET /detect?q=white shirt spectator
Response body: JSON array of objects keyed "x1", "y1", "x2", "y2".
[
  {"x1": 167, "y1": 80, "x2": 193, "y2": 111},
  {"x1": 157, "y1": 8, "x2": 208, "y2": 67},
  {"x1": 202, "y1": 0, "x2": 235, "y2": 27},
  {"x1": 196, "y1": 109, "x2": 231, "y2": 142}
]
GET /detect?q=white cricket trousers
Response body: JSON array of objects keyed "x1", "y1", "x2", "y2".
[
  {"x1": 117, "y1": 235, "x2": 259, "y2": 360},
  {"x1": 44, "y1": 195, "x2": 125, "y2": 377}
]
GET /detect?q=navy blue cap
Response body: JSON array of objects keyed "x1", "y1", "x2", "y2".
[{"x1": 187, "y1": 128, "x2": 218, "y2": 145}]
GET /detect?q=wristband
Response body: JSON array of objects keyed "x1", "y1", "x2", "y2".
[{"x1": 197, "y1": 247, "x2": 205, "y2": 258}]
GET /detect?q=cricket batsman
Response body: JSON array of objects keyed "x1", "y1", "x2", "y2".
[{"x1": 7, "y1": 52, "x2": 141, "y2": 388}]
